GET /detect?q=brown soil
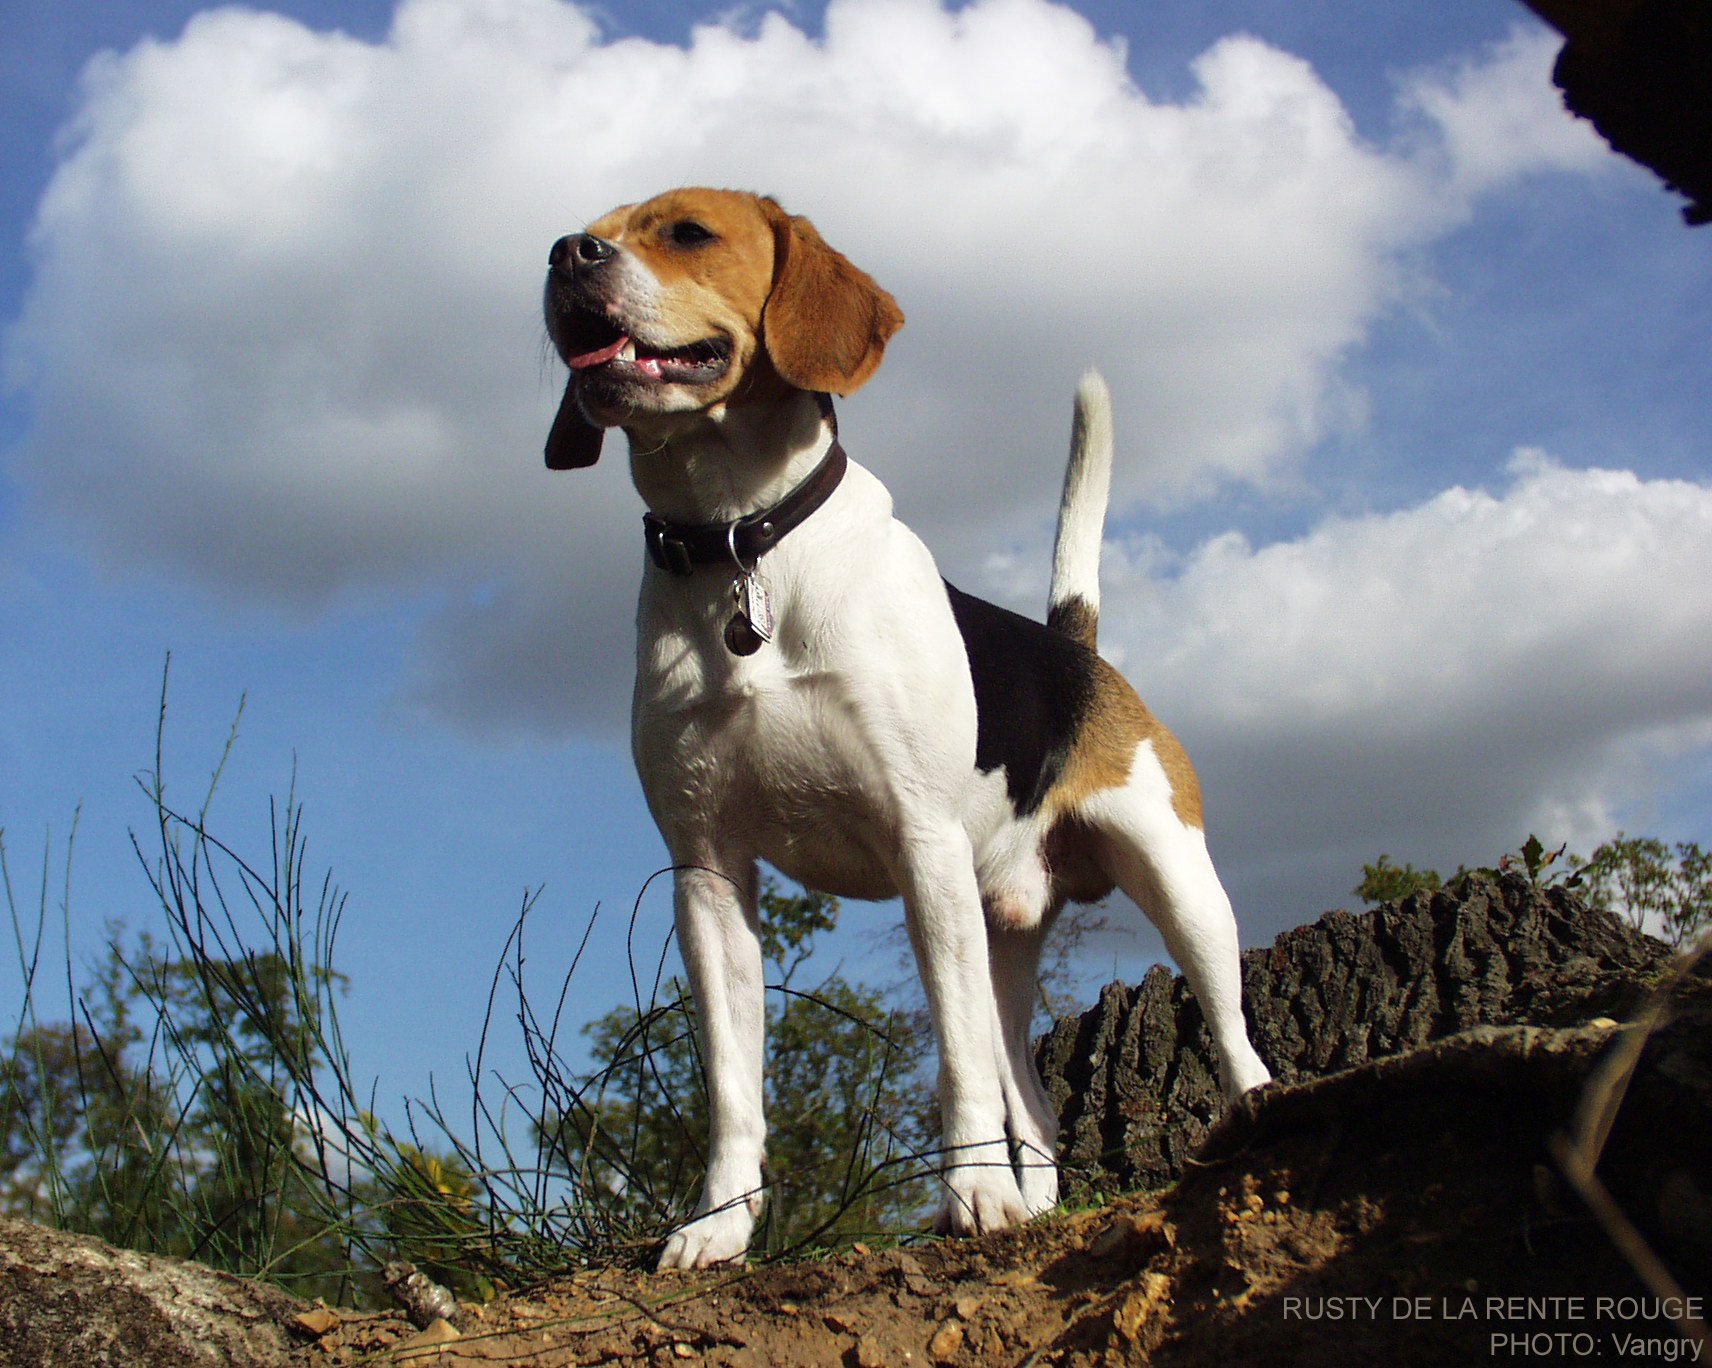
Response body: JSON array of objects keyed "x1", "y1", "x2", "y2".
[
  {"x1": 6, "y1": 884, "x2": 1701, "y2": 1367},
  {"x1": 299, "y1": 1015, "x2": 1711, "y2": 1368}
]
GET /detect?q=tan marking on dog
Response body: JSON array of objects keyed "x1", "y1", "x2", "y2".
[
  {"x1": 585, "y1": 189, "x2": 901, "y2": 400},
  {"x1": 1054, "y1": 659, "x2": 1204, "y2": 830},
  {"x1": 592, "y1": 191, "x2": 775, "y2": 306}
]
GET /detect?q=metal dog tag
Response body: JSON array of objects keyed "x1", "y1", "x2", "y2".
[{"x1": 724, "y1": 574, "x2": 773, "y2": 657}]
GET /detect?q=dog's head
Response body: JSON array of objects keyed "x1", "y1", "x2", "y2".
[{"x1": 542, "y1": 188, "x2": 904, "y2": 468}]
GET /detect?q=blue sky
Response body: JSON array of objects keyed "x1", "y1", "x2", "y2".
[{"x1": 3, "y1": 0, "x2": 1709, "y2": 1120}]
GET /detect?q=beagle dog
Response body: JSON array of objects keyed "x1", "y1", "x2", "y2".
[{"x1": 542, "y1": 187, "x2": 1270, "y2": 1269}]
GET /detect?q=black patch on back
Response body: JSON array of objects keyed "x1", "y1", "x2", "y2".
[
  {"x1": 942, "y1": 580, "x2": 1100, "y2": 816},
  {"x1": 1045, "y1": 594, "x2": 1098, "y2": 650}
]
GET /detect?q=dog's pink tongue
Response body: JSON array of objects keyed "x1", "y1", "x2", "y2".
[{"x1": 567, "y1": 335, "x2": 629, "y2": 370}]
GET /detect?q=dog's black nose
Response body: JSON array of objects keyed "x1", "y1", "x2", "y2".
[{"x1": 549, "y1": 233, "x2": 616, "y2": 273}]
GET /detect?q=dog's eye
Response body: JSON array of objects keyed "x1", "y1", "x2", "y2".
[{"x1": 667, "y1": 220, "x2": 715, "y2": 247}]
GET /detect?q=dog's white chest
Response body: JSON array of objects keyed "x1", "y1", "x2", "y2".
[
  {"x1": 633, "y1": 609, "x2": 908, "y2": 899},
  {"x1": 629, "y1": 483, "x2": 995, "y2": 903}
]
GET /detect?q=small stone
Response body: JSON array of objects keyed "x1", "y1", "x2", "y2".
[
  {"x1": 383, "y1": 1261, "x2": 461, "y2": 1330},
  {"x1": 292, "y1": 1307, "x2": 341, "y2": 1338},
  {"x1": 929, "y1": 1319, "x2": 964, "y2": 1362},
  {"x1": 1112, "y1": 1272, "x2": 1173, "y2": 1343},
  {"x1": 855, "y1": 1335, "x2": 888, "y2": 1367},
  {"x1": 1091, "y1": 1210, "x2": 1174, "y2": 1259},
  {"x1": 395, "y1": 1318, "x2": 461, "y2": 1361}
]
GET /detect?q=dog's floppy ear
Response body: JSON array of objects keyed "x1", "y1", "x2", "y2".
[
  {"x1": 544, "y1": 375, "x2": 604, "y2": 469},
  {"x1": 760, "y1": 200, "x2": 903, "y2": 396}
]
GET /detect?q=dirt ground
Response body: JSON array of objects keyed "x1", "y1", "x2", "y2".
[
  {"x1": 298, "y1": 1022, "x2": 1710, "y2": 1368},
  {"x1": 7, "y1": 883, "x2": 1698, "y2": 1367}
]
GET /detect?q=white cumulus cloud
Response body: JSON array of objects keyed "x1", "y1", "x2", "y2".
[
  {"x1": 1395, "y1": 24, "x2": 1611, "y2": 199},
  {"x1": 4, "y1": 0, "x2": 1618, "y2": 744},
  {"x1": 8, "y1": 0, "x2": 1696, "y2": 940},
  {"x1": 1083, "y1": 454, "x2": 1712, "y2": 928}
]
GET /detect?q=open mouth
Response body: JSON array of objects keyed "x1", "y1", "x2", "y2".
[{"x1": 557, "y1": 306, "x2": 730, "y2": 385}]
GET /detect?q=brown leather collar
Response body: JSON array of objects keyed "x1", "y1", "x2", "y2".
[
  {"x1": 643, "y1": 442, "x2": 846, "y2": 576},
  {"x1": 642, "y1": 398, "x2": 847, "y2": 577}
]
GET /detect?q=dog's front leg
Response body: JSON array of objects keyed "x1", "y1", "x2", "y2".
[
  {"x1": 897, "y1": 824, "x2": 1029, "y2": 1236},
  {"x1": 657, "y1": 861, "x2": 768, "y2": 1270}
]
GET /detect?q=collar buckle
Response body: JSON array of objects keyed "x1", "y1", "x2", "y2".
[{"x1": 644, "y1": 518, "x2": 695, "y2": 577}]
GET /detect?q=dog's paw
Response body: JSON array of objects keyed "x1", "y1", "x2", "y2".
[
  {"x1": 656, "y1": 1205, "x2": 756, "y2": 1270},
  {"x1": 1220, "y1": 1046, "x2": 1273, "y2": 1101},
  {"x1": 934, "y1": 1164, "x2": 1028, "y2": 1236},
  {"x1": 1017, "y1": 1152, "x2": 1060, "y2": 1218}
]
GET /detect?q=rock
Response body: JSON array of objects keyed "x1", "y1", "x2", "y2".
[
  {"x1": 1089, "y1": 1208, "x2": 1174, "y2": 1262},
  {"x1": 0, "y1": 1215, "x2": 305, "y2": 1368},
  {"x1": 1036, "y1": 872, "x2": 1673, "y2": 1195},
  {"x1": 928, "y1": 1317, "x2": 964, "y2": 1361},
  {"x1": 1109, "y1": 1270, "x2": 1171, "y2": 1346},
  {"x1": 395, "y1": 1316, "x2": 462, "y2": 1361},
  {"x1": 382, "y1": 1259, "x2": 461, "y2": 1329},
  {"x1": 293, "y1": 1306, "x2": 342, "y2": 1337}
]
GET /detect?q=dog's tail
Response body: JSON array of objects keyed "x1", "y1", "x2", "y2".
[{"x1": 1046, "y1": 370, "x2": 1114, "y2": 650}]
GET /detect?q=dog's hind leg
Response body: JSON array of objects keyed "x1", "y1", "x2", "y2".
[
  {"x1": 657, "y1": 859, "x2": 769, "y2": 1270},
  {"x1": 1083, "y1": 764, "x2": 1271, "y2": 1101},
  {"x1": 987, "y1": 909, "x2": 1061, "y2": 1215}
]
